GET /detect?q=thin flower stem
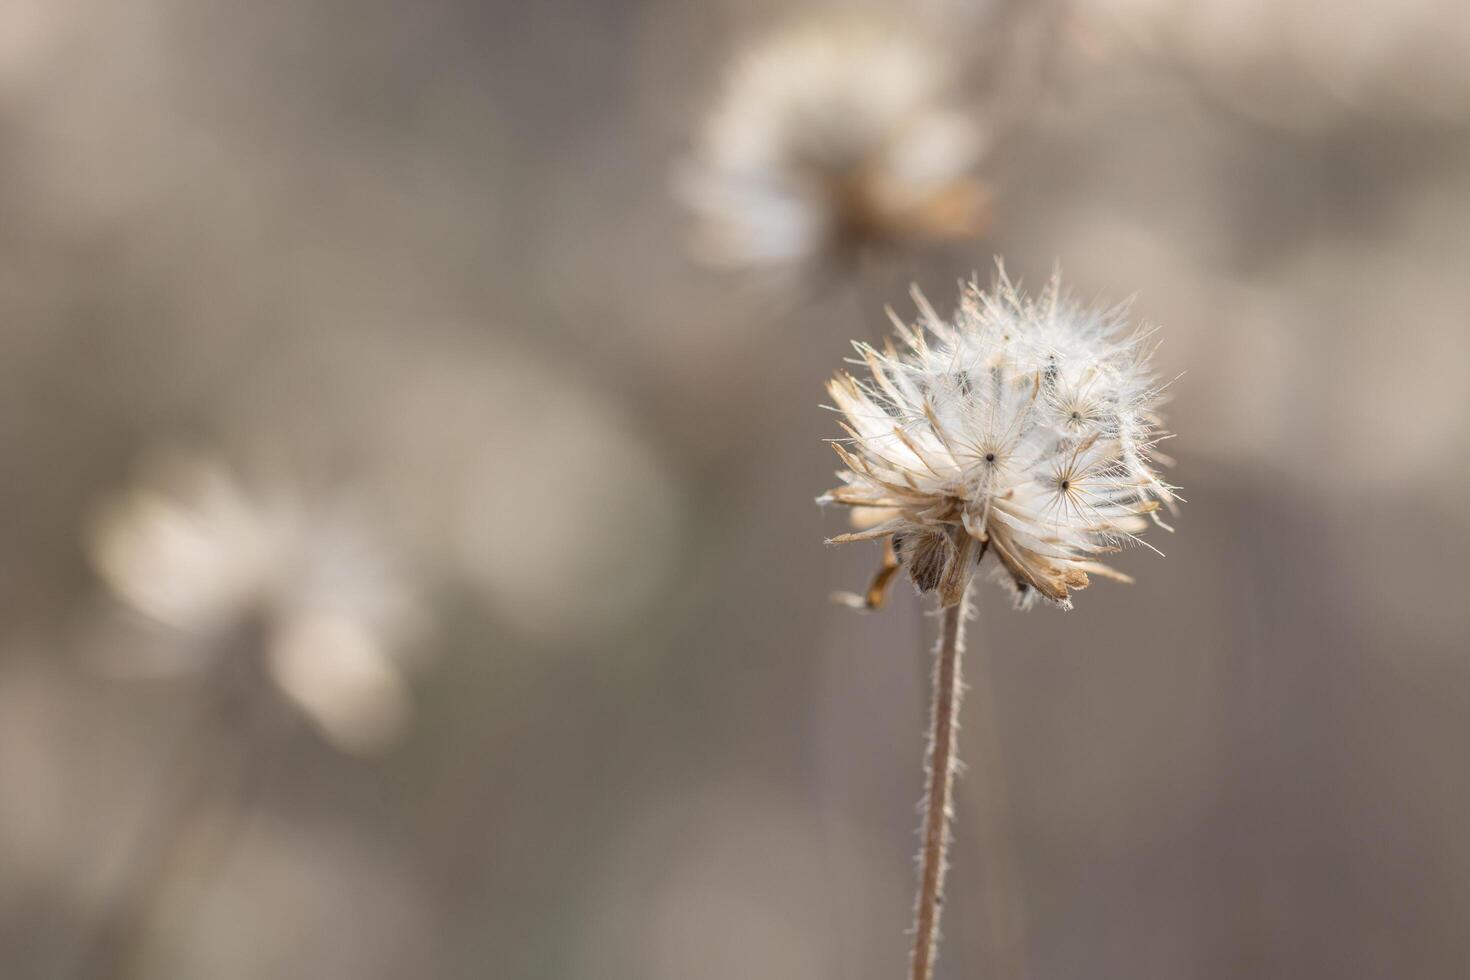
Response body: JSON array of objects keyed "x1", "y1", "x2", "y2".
[
  {"x1": 73, "y1": 718, "x2": 223, "y2": 980},
  {"x1": 911, "y1": 588, "x2": 969, "y2": 980},
  {"x1": 71, "y1": 635, "x2": 291, "y2": 980}
]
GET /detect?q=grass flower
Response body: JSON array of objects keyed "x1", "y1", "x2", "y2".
[
  {"x1": 819, "y1": 265, "x2": 1179, "y2": 980},
  {"x1": 677, "y1": 17, "x2": 989, "y2": 276}
]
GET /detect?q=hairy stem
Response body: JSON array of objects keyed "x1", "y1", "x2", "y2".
[{"x1": 910, "y1": 590, "x2": 968, "y2": 980}]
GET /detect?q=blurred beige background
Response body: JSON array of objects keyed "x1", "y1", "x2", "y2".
[{"x1": 2, "y1": 0, "x2": 1469, "y2": 977}]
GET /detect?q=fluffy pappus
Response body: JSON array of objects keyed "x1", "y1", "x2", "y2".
[{"x1": 820, "y1": 266, "x2": 1178, "y2": 610}]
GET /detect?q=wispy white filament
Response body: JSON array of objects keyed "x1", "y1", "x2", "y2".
[{"x1": 821, "y1": 266, "x2": 1177, "y2": 608}]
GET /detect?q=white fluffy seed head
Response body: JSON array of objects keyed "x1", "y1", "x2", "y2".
[
  {"x1": 820, "y1": 266, "x2": 1178, "y2": 610},
  {"x1": 676, "y1": 17, "x2": 989, "y2": 275}
]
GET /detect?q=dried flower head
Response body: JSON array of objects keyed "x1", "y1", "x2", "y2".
[
  {"x1": 677, "y1": 17, "x2": 989, "y2": 274},
  {"x1": 820, "y1": 266, "x2": 1178, "y2": 610},
  {"x1": 88, "y1": 451, "x2": 424, "y2": 753}
]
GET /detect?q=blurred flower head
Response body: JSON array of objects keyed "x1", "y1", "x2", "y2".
[
  {"x1": 87, "y1": 450, "x2": 425, "y2": 753},
  {"x1": 820, "y1": 267, "x2": 1177, "y2": 609},
  {"x1": 677, "y1": 17, "x2": 989, "y2": 277}
]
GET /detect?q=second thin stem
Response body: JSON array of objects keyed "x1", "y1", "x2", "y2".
[{"x1": 910, "y1": 589, "x2": 968, "y2": 980}]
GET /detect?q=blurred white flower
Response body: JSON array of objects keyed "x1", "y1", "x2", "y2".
[
  {"x1": 821, "y1": 266, "x2": 1177, "y2": 609},
  {"x1": 677, "y1": 17, "x2": 989, "y2": 275},
  {"x1": 87, "y1": 451, "x2": 424, "y2": 754}
]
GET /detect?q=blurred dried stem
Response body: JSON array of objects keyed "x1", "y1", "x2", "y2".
[{"x1": 71, "y1": 631, "x2": 294, "y2": 980}]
